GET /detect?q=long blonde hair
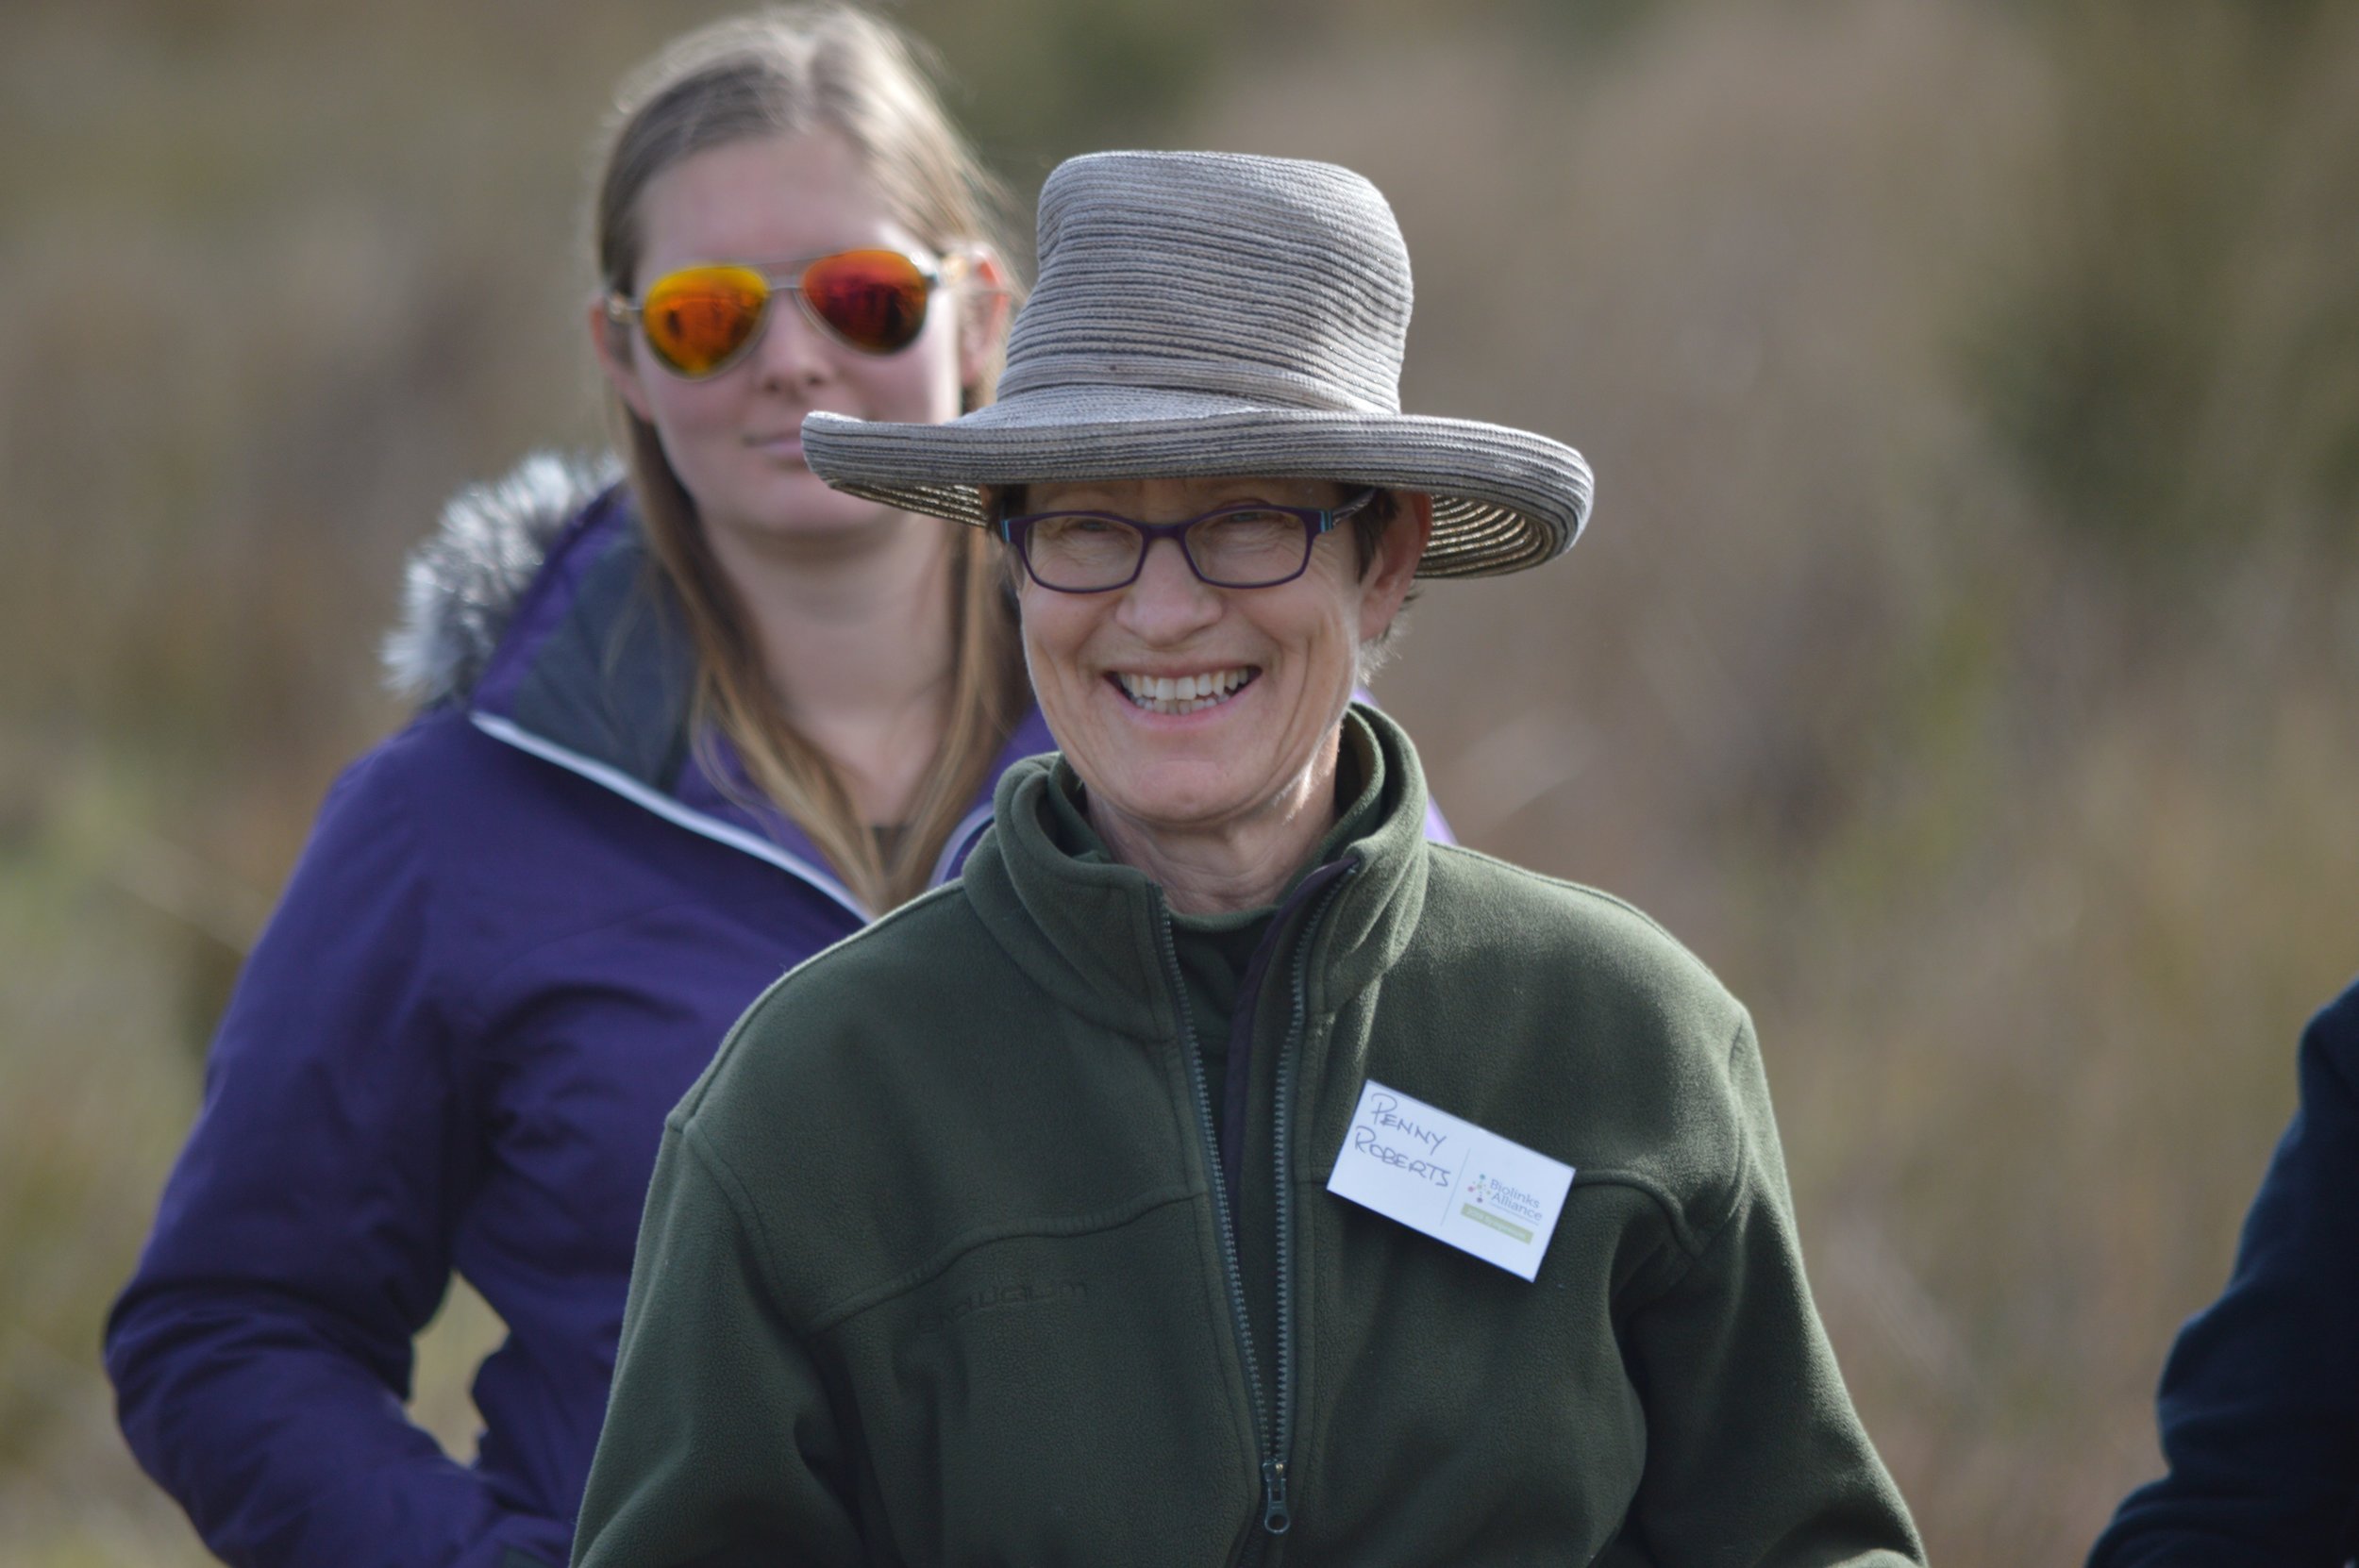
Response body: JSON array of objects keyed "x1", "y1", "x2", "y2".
[{"x1": 593, "y1": 6, "x2": 1026, "y2": 913}]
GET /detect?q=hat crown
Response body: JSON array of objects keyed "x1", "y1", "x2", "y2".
[{"x1": 998, "y1": 151, "x2": 1413, "y2": 416}]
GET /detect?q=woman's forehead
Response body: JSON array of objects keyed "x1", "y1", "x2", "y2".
[{"x1": 634, "y1": 131, "x2": 919, "y2": 274}]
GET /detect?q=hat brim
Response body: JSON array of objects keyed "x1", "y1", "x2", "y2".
[{"x1": 801, "y1": 386, "x2": 1593, "y2": 578}]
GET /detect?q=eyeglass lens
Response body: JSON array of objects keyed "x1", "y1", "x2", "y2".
[
  {"x1": 636, "y1": 251, "x2": 933, "y2": 375},
  {"x1": 1024, "y1": 509, "x2": 1313, "y2": 591},
  {"x1": 801, "y1": 251, "x2": 931, "y2": 353},
  {"x1": 640, "y1": 267, "x2": 770, "y2": 376}
]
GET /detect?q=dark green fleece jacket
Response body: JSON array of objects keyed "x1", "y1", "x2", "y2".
[{"x1": 574, "y1": 707, "x2": 1922, "y2": 1568}]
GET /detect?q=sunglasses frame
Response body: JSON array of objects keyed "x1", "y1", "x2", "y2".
[
  {"x1": 999, "y1": 490, "x2": 1379, "y2": 593},
  {"x1": 607, "y1": 248, "x2": 978, "y2": 378}
]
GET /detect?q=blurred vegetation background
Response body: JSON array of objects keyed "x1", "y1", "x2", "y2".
[{"x1": 5, "y1": 0, "x2": 2358, "y2": 1561}]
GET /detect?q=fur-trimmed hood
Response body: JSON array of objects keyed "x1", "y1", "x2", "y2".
[
  {"x1": 368, "y1": 449, "x2": 1054, "y2": 916},
  {"x1": 367, "y1": 448, "x2": 900, "y2": 919},
  {"x1": 382, "y1": 451, "x2": 622, "y2": 708}
]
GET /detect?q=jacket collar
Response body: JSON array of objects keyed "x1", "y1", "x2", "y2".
[
  {"x1": 961, "y1": 703, "x2": 1431, "y2": 1041},
  {"x1": 389, "y1": 455, "x2": 1053, "y2": 915}
]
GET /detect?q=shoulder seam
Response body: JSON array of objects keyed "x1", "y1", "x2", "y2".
[
  {"x1": 678, "y1": 1120, "x2": 799, "y2": 1311},
  {"x1": 1428, "y1": 842, "x2": 1695, "y2": 952},
  {"x1": 1558, "y1": 1170, "x2": 1713, "y2": 1256},
  {"x1": 1629, "y1": 1011, "x2": 1761, "y2": 1306},
  {"x1": 1710, "y1": 1009, "x2": 1757, "y2": 1243}
]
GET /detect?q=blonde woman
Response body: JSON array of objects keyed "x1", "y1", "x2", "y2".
[{"x1": 104, "y1": 10, "x2": 1040, "y2": 1566}]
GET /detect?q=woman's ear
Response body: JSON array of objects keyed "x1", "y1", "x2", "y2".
[
  {"x1": 1358, "y1": 491, "x2": 1432, "y2": 645},
  {"x1": 587, "y1": 293, "x2": 657, "y2": 425},
  {"x1": 955, "y1": 248, "x2": 1014, "y2": 399}
]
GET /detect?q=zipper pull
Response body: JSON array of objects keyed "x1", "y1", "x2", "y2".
[{"x1": 1261, "y1": 1457, "x2": 1292, "y2": 1535}]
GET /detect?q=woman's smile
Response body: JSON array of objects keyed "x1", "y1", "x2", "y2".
[{"x1": 1109, "y1": 665, "x2": 1260, "y2": 716}]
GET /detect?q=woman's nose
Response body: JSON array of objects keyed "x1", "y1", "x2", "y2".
[
  {"x1": 754, "y1": 298, "x2": 833, "y2": 389},
  {"x1": 1115, "y1": 535, "x2": 1223, "y2": 641}
]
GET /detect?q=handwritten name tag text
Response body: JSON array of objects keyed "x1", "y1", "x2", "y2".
[{"x1": 1350, "y1": 1123, "x2": 1452, "y2": 1187}]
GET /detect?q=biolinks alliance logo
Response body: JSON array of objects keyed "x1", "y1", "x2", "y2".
[{"x1": 1465, "y1": 1173, "x2": 1547, "y2": 1226}]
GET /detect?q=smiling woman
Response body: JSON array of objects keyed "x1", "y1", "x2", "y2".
[
  {"x1": 1002, "y1": 475, "x2": 1425, "y2": 912},
  {"x1": 572, "y1": 150, "x2": 1927, "y2": 1568}
]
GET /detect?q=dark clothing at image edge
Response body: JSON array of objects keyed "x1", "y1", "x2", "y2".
[{"x1": 2090, "y1": 976, "x2": 2359, "y2": 1568}]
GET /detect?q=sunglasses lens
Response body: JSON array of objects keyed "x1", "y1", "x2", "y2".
[
  {"x1": 801, "y1": 249, "x2": 932, "y2": 353},
  {"x1": 638, "y1": 265, "x2": 769, "y2": 376}
]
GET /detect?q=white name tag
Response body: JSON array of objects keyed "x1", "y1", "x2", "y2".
[{"x1": 1325, "y1": 1078, "x2": 1575, "y2": 1281}]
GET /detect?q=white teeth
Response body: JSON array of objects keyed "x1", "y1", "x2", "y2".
[{"x1": 1115, "y1": 667, "x2": 1255, "y2": 715}]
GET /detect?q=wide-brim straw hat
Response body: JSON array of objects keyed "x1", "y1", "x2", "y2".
[{"x1": 802, "y1": 150, "x2": 1594, "y2": 577}]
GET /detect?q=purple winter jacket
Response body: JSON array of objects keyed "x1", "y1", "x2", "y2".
[{"x1": 104, "y1": 458, "x2": 1055, "y2": 1568}]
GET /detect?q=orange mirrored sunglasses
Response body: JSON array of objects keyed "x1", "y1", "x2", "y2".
[{"x1": 607, "y1": 249, "x2": 972, "y2": 378}]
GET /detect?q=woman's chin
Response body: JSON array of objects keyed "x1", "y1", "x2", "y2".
[
  {"x1": 1073, "y1": 679, "x2": 1315, "y2": 827},
  {"x1": 710, "y1": 476, "x2": 913, "y2": 549},
  {"x1": 758, "y1": 465, "x2": 884, "y2": 522},
  {"x1": 1106, "y1": 784, "x2": 1257, "y2": 836},
  {"x1": 1089, "y1": 752, "x2": 1310, "y2": 842}
]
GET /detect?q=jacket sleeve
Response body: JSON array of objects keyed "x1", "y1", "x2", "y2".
[
  {"x1": 573, "y1": 1120, "x2": 863, "y2": 1568},
  {"x1": 2088, "y1": 982, "x2": 2359, "y2": 1568},
  {"x1": 104, "y1": 744, "x2": 568, "y2": 1568},
  {"x1": 1612, "y1": 1016, "x2": 1925, "y2": 1568}
]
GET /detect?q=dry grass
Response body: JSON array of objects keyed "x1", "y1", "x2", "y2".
[{"x1": 4, "y1": 1, "x2": 2358, "y2": 1563}]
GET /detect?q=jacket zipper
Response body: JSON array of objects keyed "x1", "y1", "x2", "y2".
[
  {"x1": 1152, "y1": 864, "x2": 1356, "y2": 1558},
  {"x1": 1268, "y1": 864, "x2": 1355, "y2": 1542},
  {"x1": 1154, "y1": 897, "x2": 1274, "y2": 1537}
]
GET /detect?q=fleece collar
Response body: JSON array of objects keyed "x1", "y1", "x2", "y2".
[{"x1": 960, "y1": 703, "x2": 1432, "y2": 1042}]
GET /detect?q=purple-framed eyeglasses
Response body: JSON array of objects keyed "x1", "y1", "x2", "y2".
[{"x1": 998, "y1": 489, "x2": 1378, "y2": 593}]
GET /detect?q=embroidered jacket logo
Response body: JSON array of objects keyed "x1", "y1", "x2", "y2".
[{"x1": 922, "y1": 1278, "x2": 1088, "y2": 1332}]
